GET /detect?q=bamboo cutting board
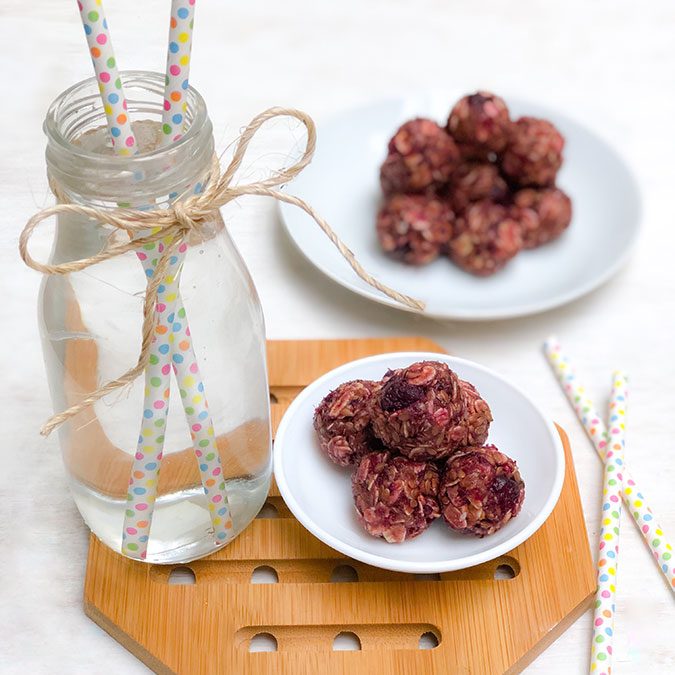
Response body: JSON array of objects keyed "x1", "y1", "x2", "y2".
[{"x1": 84, "y1": 337, "x2": 595, "y2": 674}]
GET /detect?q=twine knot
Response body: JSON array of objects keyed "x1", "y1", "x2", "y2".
[{"x1": 19, "y1": 107, "x2": 425, "y2": 436}]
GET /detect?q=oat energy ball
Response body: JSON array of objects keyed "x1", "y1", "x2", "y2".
[
  {"x1": 313, "y1": 380, "x2": 381, "y2": 467},
  {"x1": 447, "y1": 92, "x2": 512, "y2": 158},
  {"x1": 449, "y1": 200, "x2": 523, "y2": 276},
  {"x1": 352, "y1": 451, "x2": 441, "y2": 542},
  {"x1": 456, "y1": 380, "x2": 493, "y2": 447},
  {"x1": 376, "y1": 194, "x2": 454, "y2": 265},
  {"x1": 380, "y1": 118, "x2": 460, "y2": 195},
  {"x1": 502, "y1": 117, "x2": 564, "y2": 187},
  {"x1": 448, "y1": 162, "x2": 509, "y2": 212},
  {"x1": 439, "y1": 445, "x2": 525, "y2": 537},
  {"x1": 512, "y1": 187, "x2": 572, "y2": 249},
  {"x1": 372, "y1": 361, "x2": 466, "y2": 461}
]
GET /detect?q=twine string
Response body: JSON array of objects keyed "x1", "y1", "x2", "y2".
[{"x1": 19, "y1": 107, "x2": 424, "y2": 436}]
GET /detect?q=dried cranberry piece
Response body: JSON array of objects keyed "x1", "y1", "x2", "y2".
[{"x1": 380, "y1": 377, "x2": 425, "y2": 412}]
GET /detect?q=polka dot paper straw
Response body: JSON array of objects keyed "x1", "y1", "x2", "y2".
[
  {"x1": 77, "y1": 0, "x2": 136, "y2": 155},
  {"x1": 544, "y1": 336, "x2": 675, "y2": 594},
  {"x1": 122, "y1": 230, "x2": 233, "y2": 559},
  {"x1": 162, "y1": 0, "x2": 196, "y2": 143},
  {"x1": 590, "y1": 371, "x2": 627, "y2": 675},
  {"x1": 74, "y1": 1, "x2": 232, "y2": 558}
]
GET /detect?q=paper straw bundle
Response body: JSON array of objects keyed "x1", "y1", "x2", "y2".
[
  {"x1": 75, "y1": 0, "x2": 231, "y2": 559},
  {"x1": 543, "y1": 337, "x2": 674, "y2": 672}
]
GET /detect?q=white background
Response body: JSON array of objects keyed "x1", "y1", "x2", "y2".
[{"x1": 1, "y1": 1, "x2": 673, "y2": 672}]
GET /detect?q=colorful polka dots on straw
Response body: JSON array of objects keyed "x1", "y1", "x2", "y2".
[
  {"x1": 162, "y1": 0, "x2": 197, "y2": 142},
  {"x1": 122, "y1": 230, "x2": 233, "y2": 558},
  {"x1": 77, "y1": 0, "x2": 136, "y2": 155},
  {"x1": 543, "y1": 336, "x2": 675, "y2": 595},
  {"x1": 590, "y1": 371, "x2": 627, "y2": 675}
]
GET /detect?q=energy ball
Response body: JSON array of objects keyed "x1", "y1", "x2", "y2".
[
  {"x1": 456, "y1": 380, "x2": 493, "y2": 447},
  {"x1": 439, "y1": 445, "x2": 525, "y2": 537},
  {"x1": 313, "y1": 379, "x2": 381, "y2": 467},
  {"x1": 448, "y1": 162, "x2": 509, "y2": 212},
  {"x1": 380, "y1": 118, "x2": 460, "y2": 195},
  {"x1": 352, "y1": 451, "x2": 441, "y2": 543},
  {"x1": 502, "y1": 117, "x2": 564, "y2": 187},
  {"x1": 511, "y1": 187, "x2": 572, "y2": 249},
  {"x1": 371, "y1": 361, "x2": 466, "y2": 461},
  {"x1": 449, "y1": 200, "x2": 523, "y2": 276},
  {"x1": 447, "y1": 92, "x2": 512, "y2": 158},
  {"x1": 376, "y1": 194, "x2": 455, "y2": 265}
]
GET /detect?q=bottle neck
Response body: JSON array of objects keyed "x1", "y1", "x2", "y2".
[{"x1": 44, "y1": 71, "x2": 214, "y2": 209}]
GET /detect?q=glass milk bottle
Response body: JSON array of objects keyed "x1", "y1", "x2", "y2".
[{"x1": 39, "y1": 72, "x2": 272, "y2": 563}]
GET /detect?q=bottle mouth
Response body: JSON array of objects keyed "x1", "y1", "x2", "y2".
[
  {"x1": 44, "y1": 70, "x2": 209, "y2": 166},
  {"x1": 44, "y1": 70, "x2": 214, "y2": 205}
]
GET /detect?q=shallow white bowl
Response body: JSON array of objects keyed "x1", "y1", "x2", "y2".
[
  {"x1": 280, "y1": 94, "x2": 641, "y2": 320},
  {"x1": 274, "y1": 352, "x2": 565, "y2": 574}
]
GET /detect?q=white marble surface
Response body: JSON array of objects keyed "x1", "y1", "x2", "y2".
[{"x1": 1, "y1": 0, "x2": 674, "y2": 672}]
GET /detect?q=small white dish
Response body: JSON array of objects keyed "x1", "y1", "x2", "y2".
[
  {"x1": 274, "y1": 352, "x2": 565, "y2": 574},
  {"x1": 280, "y1": 94, "x2": 641, "y2": 320}
]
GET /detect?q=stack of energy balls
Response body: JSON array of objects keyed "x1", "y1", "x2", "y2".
[
  {"x1": 313, "y1": 361, "x2": 525, "y2": 543},
  {"x1": 377, "y1": 91, "x2": 572, "y2": 276}
]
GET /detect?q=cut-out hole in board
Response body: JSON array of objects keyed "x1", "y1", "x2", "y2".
[
  {"x1": 269, "y1": 392, "x2": 279, "y2": 404},
  {"x1": 167, "y1": 566, "x2": 196, "y2": 585},
  {"x1": 333, "y1": 631, "x2": 362, "y2": 651},
  {"x1": 251, "y1": 565, "x2": 279, "y2": 584},
  {"x1": 494, "y1": 563, "x2": 516, "y2": 580},
  {"x1": 249, "y1": 633, "x2": 278, "y2": 653},
  {"x1": 255, "y1": 502, "x2": 279, "y2": 519},
  {"x1": 419, "y1": 631, "x2": 440, "y2": 650},
  {"x1": 330, "y1": 564, "x2": 359, "y2": 583},
  {"x1": 414, "y1": 572, "x2": 441, "y2": 581}
]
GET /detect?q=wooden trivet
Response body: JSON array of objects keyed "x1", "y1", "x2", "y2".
[{"x1": 84, "y1": 337, "x2": 595, "y2": 674}]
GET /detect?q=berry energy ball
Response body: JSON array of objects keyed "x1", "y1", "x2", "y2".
[
  {"x1": 455, "y1": 380, "x2": 493, "y2": 447},
  {"x1": 447, "y1": 92, "x2": 512, "y2": 158},
  {"x1": 512, "y1": 187, "x2": 572, "y2": 249},
  {"x1": 501, "y1": 117, "x2": 564, "y2": 187},
  {"x1": 439, "y1": 445, "x2": 525, "y2": 537},
  {"x1": 313, "y1": 379, "x2": 381, "y2": 467},
  {"x1": 449, "y1": 200, "x2": 523, "y2": 276},
  {"x1": 376, "y1": 194, "x2": 454, "y2": 265},
  {"x1": 371, "y1": 361, "x2": 466, "y2": 461},
  {"x1": 448, "y1": 161, "x2": 509, "y2": 213},
  {"x1": 352, "y1": 451, "x2": 441, "y2": 543},
  {"x1": 380, "y1": 118, "x2": 460, "y2": 195}
]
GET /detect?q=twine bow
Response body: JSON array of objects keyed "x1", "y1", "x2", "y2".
[{"x1": 19, "y1": 107, "x2": 424, "y2": 436}]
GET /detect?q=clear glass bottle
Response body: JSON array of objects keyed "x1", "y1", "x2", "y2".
[{"x1": 40, "y1": 71, "x2": 272, "y2": 563}]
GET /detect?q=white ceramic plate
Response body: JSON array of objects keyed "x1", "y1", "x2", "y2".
[
  {"x1": 280, "y1": 94, "x2": 641, "y2": 320},
  {"x1": 274, "y1": 353, "x2": 565, "y2": 574}
]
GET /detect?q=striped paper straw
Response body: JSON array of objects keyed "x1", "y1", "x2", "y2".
[
  {"x1": 590, "y1": 371, "x2": 627, "y2": 674},
  {"x1": 77, "y1": 0, "x2": 136, "y2": 155},
  {"x1": 161, "y1": 0, "x2": 196, "y2": 143},
  {"x1": 544, "y1": 336, "x2": 675, "y2": 593}
]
